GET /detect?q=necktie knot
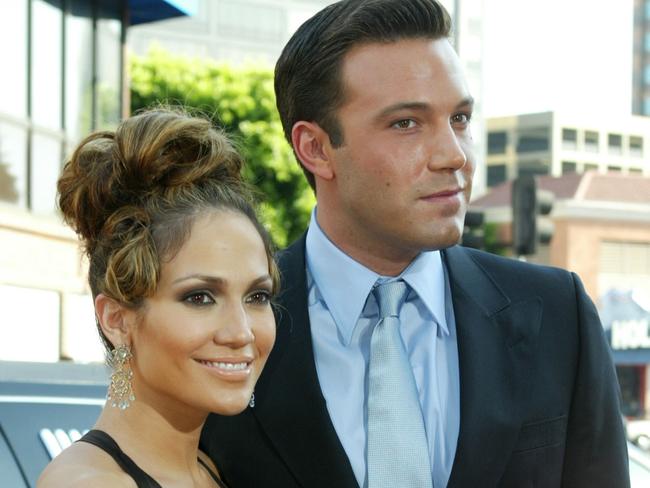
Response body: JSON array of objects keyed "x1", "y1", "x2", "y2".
[{"x1": 372, "y1": 280, "x2": 408, "y2": 319}]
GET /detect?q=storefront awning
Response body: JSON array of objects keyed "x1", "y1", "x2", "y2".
[
  {"x1": 612, "y1": 349, "x2": 650, "y2": 365},
  {"x1": 128, "y1": 0, "x2": 198, "y2": 25}
]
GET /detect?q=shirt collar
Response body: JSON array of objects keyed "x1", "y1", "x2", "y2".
[{"x1": 305, "y1": 209, "x2": 449, "y2": 345}]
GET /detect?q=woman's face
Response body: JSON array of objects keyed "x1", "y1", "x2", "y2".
[{"x1": 129, "y1": 210, "x2": 276, "y2": 417}]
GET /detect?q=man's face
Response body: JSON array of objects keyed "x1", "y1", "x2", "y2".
[{"x1": 320, "y1": 38, "x2": 475, "y2": 272}]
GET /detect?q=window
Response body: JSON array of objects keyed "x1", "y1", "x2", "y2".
[
  {"x1": 562, "y1": 128, "x2": 577, "y2": 149},
  {"x1": 584, "y1": 130, "x2": 599, "y2": 151},
  {"x1": 599, "y1": 241, "x2": 650, "y2": 298},
  {"x1": 645, "y1": 97, "x2": 650, "y2": 115},
  {"x1": 562, "y1": 128, "x2": 577, "y2": 140},
  {"x1": 561, "y1": 161, "x2": 577, "y2": 174},
  {"x1": 616, "y1": 366, "x2": 643, "y2": 417},
  {"x1": 646, "y1": 65, "x2": 650, "y2": 85},
  {"x1": 607, "y1": 165, "x2": 621, "y2": 172},
  {"x1": 487, "y1": 164, "x2": 507, "y2": 187},
  {"x1": 608, "y1": 133, "x2": 622, "y2": 154},
  {"x1": 584, "y1": 163, "x2": 599, "y2": 172},
  {"x1": 629, "y1": 168, "x2": 643, "y2": 175},
  {"x1": 487, "y1": 131, "x2": 507, "y2": 154},
  {"x1": 518, "y1": 161, "x2": 549, "y2": 178},
  {"x1": 0, "y1": 0, "x2": 27, "y2": 118},
  {"x1": 0, "y1": 0, "x2": 124, "y2": 212},
  {"x1": 516, "y1": 128, "x2": 549, "y2": 153},
  {"x1": 218, "y1": 1, "x2": 286, "y2": 42},
  {"x1": 31, "y1": 0, "x2": 63, "y2": 130},
  {"x1": 630, "y1": 136, "x2": 643, "y2": 156},
  {"x1": 0, "y1": 122, "x2": 27, "y2": 207},
  {"x1": 65, "y1": 2, "x2": 93, "y2": 143},
  {"x1": 96, "y1": 11, "x2": 122, "y2": 129},
  {"x1": 30, "y1": 133, "x2": 62, "y2": 214},
  {"x1": 645, "y1": 33, "x2": 650, "y2": 52}
]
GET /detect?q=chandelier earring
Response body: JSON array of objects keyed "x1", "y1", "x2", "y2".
[{"x1": 107, "y1": 343, "x2": 136, "y2": 410}]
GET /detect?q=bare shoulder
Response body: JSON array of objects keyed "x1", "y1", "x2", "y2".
[{"x1": 37, "y1": 442, "x2": 136, "y2": 488}]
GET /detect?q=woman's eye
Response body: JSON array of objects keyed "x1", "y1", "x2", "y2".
[
  {"x1": 392, "y1": 119, "x2": 416, "y2": 130},
  {"x1": 246, "y1": 290, "x2": 271, "y2": 305},
  {"x1": 184, "y1": 292, "x2": 214, "y2": 306}
]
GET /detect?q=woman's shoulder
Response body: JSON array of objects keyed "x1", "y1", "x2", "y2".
[
  {"x1": 37, "y1": 441, "x2": 136, "y2": 488},
  {"x1": 197, "y1": 449, "x2": 221, "y2": 476}
]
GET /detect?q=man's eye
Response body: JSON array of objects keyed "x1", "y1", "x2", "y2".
[
  {"x1": 451, "y1": 113, "x2": 471, "y2": 125},
  {"x1": 184, "y1": 292, "x2": 214, "y2": 306},
  {"x1": 392, "y1": 119, "x2": 416, "y2": 130},
  {"x1": 246, "y1": 290, "x2": 272, "y2": 305}
]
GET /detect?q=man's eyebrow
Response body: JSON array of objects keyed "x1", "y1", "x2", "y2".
[
  {"x1": 375, "y1": 102, "x2": 431, "y2": 119},
  {"x1": 456, "y1": 96, "x2": 474, "y2": 109},
  {"x1": 375, "y1": 96, "x2": 475, "y2": 120}
]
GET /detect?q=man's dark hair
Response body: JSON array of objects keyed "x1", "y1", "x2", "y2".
[{"x1": 274, "y1": 0, "x2": 452, "y2": 189}]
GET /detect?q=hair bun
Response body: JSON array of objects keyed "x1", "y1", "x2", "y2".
[{"x1": 58, "y1": 109, "x2": 244, "y2": 250}]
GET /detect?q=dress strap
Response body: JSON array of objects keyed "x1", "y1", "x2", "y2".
[
  {"x1": 78, "y1": 430, "x2": 162, "y2": 488},
  {"x1": 197, "y1": 457, "x2": 229, "y2": 488}
]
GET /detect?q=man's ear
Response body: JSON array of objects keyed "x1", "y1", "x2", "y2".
[
  {"x1": 95, "y1": 294, "x2": 132, "y2": 347},
  {"x1": 291, "y1": 121, "x2": 336, "y2": 182}
]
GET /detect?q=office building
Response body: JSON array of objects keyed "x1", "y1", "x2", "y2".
[
  {"x1": 486, "y1": 111, "x2": 650, "y2": 188},
  {"x1": 0, "y1": 0, "x2": 194, "y2": 363}
]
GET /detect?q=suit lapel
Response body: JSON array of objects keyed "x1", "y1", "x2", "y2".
[
  {"x1": 252, "y1": 235, "x2": 359, "y2": 488},
  {"x1": 443, "y1": 247, "x2": 542, "y2": 487}
]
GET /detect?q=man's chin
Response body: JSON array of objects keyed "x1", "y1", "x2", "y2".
[{"x1": 417, "y1": 232, "x2": 463, "y2": 253}]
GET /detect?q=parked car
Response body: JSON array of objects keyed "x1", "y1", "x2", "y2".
[
  {"x1": 629, "y1": 440, "x2": 650, "y2": 487},
  {"x1": 0, "y1": 360, "x2": 107, "y2": 487},
  {"x1": 627, "y1": 417, "x2": 650, "y2": 451}
]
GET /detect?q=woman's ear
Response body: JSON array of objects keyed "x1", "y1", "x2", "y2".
[
  {"x1": 95, "y1": 294, "x2": 132, "y2": 347},
  {"x1": 291, "y1": 121, "x2": 336, "y2": 182}
]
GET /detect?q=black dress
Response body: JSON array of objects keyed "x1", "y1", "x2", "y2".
[{"x1": 78, "y1": 429, "x2": 228, "y2": 488}]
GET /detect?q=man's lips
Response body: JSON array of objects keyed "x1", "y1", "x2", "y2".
[{"x1": 420, "y1": 187, "x2": 463, "y2": 199}]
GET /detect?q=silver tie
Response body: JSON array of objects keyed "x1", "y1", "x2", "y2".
[{"x1": 367, "y1": 280, "x2": 433, "y2": 488}]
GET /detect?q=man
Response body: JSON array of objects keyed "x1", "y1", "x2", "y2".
[{"x1": 201, "y1": 1, "x2": 629, "y2": 487}]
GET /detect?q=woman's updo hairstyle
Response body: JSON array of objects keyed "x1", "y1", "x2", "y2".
[{"x1": 58, "y1": 108, "x2": 278, "y2": 350}]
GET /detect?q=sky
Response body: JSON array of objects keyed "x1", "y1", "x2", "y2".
[{"x1": 481, "y1": 0, "x2": 634, "y2": 117}]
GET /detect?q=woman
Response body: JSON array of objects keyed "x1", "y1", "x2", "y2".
[{"x1": 38, "y1": 108, "x2": 278, "y2": 487}]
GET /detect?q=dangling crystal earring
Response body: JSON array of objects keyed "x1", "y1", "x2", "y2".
[
  {"x1": 249, "y1": 391, "x2": 255, "y2": 408},
  {"x1": 107, "y1": 344, "x2": 136, "y2": 410}
]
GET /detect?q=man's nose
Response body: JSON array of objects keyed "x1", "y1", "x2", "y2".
[{"x1": 426, "y1": 124, "x2": 467, "y2": 171}]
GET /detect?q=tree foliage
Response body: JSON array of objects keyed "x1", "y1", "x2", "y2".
[{"x1": 130, "y1": 47, "x2": 314, "y2": 247}]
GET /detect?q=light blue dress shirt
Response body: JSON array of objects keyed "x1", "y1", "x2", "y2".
[{"x1": 306, "y1": 210, "x2": 460, "y2": 488}]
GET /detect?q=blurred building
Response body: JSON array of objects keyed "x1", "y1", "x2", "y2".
[
  {"x1": 0, "y1": 0, "x2": 194, "y2": 364},
  {"x1": 486, "y1": 111, "x2": 650, "y2": 188},
  {"x1": 128, "y1": 0, "x2": 332, "y2": 64},
  {"x1": 472, "y1": 171, "x2": 650, "y2": 417},
  {"x1": 633, "y1": 0, "x2": 650, "y2": 115}
]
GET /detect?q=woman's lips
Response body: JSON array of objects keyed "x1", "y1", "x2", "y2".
[{"x1": 194, "y1": 358, "x2": 253, "y2": 380}]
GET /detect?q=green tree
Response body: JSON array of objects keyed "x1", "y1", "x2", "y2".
[{"x1": 130, "y1": 46, "x2": 314, "y2": 248}]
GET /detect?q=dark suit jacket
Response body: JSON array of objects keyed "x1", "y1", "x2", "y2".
[{"x1": 201, "y1": 236, "x2": 629, "y2": 488}]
